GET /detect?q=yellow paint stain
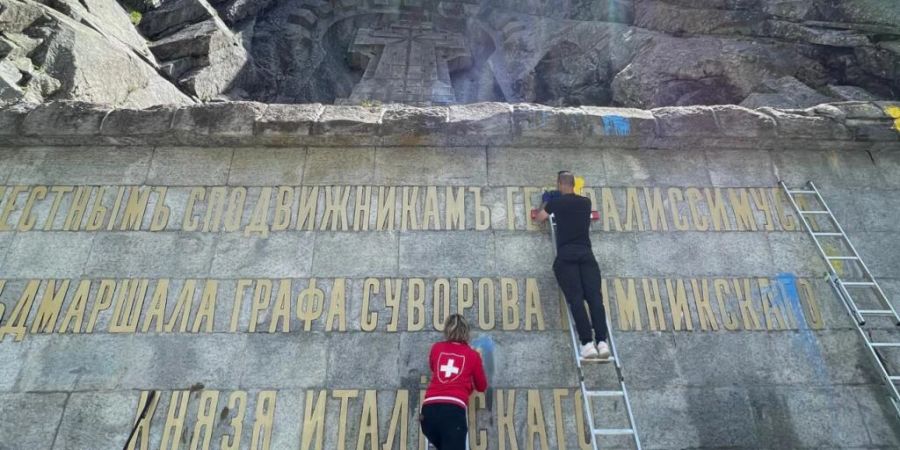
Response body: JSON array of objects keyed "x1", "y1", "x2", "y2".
[
  {"x1": 574, "y1": 176, "x2": 585, "y2": 195},
  {"x1": 823, "y1": 242, "x2": 844, "y2": 276},
  {"x1": 886, "y1": 106, "x2": 900, "y2": 132}
]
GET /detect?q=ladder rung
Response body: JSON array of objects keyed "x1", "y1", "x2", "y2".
[
  {"x1": 586, "y1": 391, "x2": 624, "y2": 397},
  {"x1": 842, "y1": 281, "x2": 876, "y2": 287},
  {"x1": 594, "y1": 429, "x2": 635, "y2": 436},
  {"x1": 812, "y1": 232, "x2": 843, "y2": 236},
  {"x1": 579, "y1": 357, "x2": 616, "y2": 364},
  {"x1": 871, "y1": 343, "x2": 900, "y2": 348},
  {"x1": 857, "y1": 310, "x2": 893, "y2": 315},
  {"x1": 800, "y1": 210, "x2": 830, "y2": 214},
  {"x1": 788, "y1": 189, "x2": 817, "y2": 194},
  {"x1": 890, "y1": 376, "x2": 900, "y2": 382},
  {"x1": 827, "y1": 256, "x2": 859, "y2": 260}
]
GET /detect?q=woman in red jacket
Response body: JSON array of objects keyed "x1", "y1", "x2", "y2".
[{"x1": 420, "y1": 314, "x2": 488, "y2": 450}]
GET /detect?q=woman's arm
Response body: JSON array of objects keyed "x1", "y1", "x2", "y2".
[{"x1": 472, "y1": 352, "x2": 488, "y2": 392}]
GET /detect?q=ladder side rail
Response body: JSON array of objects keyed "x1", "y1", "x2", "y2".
[
  {"x1": 604, "y1": 305, "x2": 643, "y2": 450},
  {"x1": 779, "y1": 182, "x2": 843, "y2": 280},
  {"x1": 780, "y1": 182, "x2": 867, "y2": 323},
  {"x1": 807, "y1": 182, "x2": 900, "y2": 323},
  {"x1": 828, "y1": 277, "x2": 900, "y2": 407},
  {"x1": 552, "y1": 214, "x2": 600, "y2": 450},
  {"x1": 619, "y1": 380, "x2": 642, "y2": 450}
]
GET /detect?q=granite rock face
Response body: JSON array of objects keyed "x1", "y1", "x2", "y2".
[
  {"x1": 1, "y1": 0, "x2": 899, "y2": 107},
  {"x1": 0, "y1": 0, "x2": 192, "y2": 107}
]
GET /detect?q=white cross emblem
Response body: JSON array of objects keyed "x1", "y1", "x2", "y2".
[
  {"x1": 437, "y1": 352, "x2": 465, "y2": 382},
  {"x1": 440, "y1": 358, "x2": 460, "y2": 379}
]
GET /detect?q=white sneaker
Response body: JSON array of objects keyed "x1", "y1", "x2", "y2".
[
  {"x1": 580, "y1": 342, "x2": 599, "y2": 359},
  {"x1": 596, "y1": 341, "x2": 611, "y2": 360}
]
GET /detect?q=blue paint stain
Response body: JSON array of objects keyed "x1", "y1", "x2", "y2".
[
  {"x1": 602, "y1": 115, "x2": 630, "y2": 136},
  {"x1": 471, "y1": 334, "x2": 496, "y2": 411},
  {"x1": 776, "y1": 273, "x2": 807, "y2": 329},
  {"x1": 776, "y1": 273, "x2": 831, "y2": 381}
]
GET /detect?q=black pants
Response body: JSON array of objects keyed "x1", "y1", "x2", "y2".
[
  {"x1": 420, "y1": 403, "x2": 467, "y2": 450},
  {"x1": 553, "y1": 245, "x2": 609, "y2": 345}
]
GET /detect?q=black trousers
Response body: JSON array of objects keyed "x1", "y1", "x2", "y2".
[
  {"x1": 420, "y1": 403, "x2": 467, "y2": 450},
  {"x1": 553, "y1": 245, "x2": 609, "y2": 345}
]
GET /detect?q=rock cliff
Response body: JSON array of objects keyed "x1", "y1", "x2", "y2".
[{"x1": 1, "y1": 0, "x2": 898, "y2": 108}]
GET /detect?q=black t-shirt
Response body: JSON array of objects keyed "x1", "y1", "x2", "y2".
[{"x1": 544, "y1": 193, "x2": 592, "y2": 250}]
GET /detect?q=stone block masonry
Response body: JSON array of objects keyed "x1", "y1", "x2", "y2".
[{"x1": 0, "y1": 101, "x2": 898, "y2": 449}]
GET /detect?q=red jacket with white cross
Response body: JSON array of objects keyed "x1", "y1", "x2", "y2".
[{"x1": 423, "y1": 341, "x2": 488, "y2": 409}]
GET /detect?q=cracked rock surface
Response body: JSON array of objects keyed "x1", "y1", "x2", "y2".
[{"x1": 0, "y1": 0, "x2": 898, "y2": 108}]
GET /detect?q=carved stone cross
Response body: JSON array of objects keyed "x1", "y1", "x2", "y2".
[{"x1": 345, "y1": 20, "x2": 470, "y2": 106}]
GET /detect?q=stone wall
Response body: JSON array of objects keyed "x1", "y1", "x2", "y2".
[{"x1": 0, "y1": 101, "x2": 899, "y2": 449}]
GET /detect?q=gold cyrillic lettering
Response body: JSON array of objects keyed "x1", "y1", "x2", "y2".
[
  {"x1": 0, "y1": 185, "x2": 26, "y2": 230},
  {"x1": 401, "y1": 186, "x2": 420, "y2": 231},
  {"x1": 296, "y1": 186, "x2": 319, "y2": 231},
  {"x1": 221, "y1": 391, "x2": 248, "y2": 450},
  {"x1": 183, "y1": 187, "x2": 205, "y2": 231},
  {"x1": 497, "y1": 389, "x2": 518, "y2": 450},
  {"x1": 355, "y1": 390, "x2": 379, "y2": 450},
  {"x1": 189, "y1": 390, "x2": 219, "y2": 450},
  {"x1": 272, "y1": 187, "x2": 294, "y2": 231},
  {"x1": 613, "y1": 278, "x2": 642, "y2": 331},
  {"x1": 109, "y1": 279, "x2": 148, "y2": 333},
  {"x1": 165, "y1": 280, "x2": 196, "y2": 333},
  {"x1": 470, "y1": 187, "x2": 490, "y2": 231},
  {"x1": 376, "y1": 187, "x2": 396, "y2": 231},
  {"x1": 141, "y1": 279, "x2": 169, "y2": 333},
  {"x1": 18, "y1": 186, "x2": 48, "y2": 231},
  {"x1": 407, "y1": 278, "x2": 425, "y2": 331},
  {"x1": 728, "y1": 188, "x2": 757, "y2": 231},
  {"x1": 446, "y1": 187, "x2": 465, "y2": 230},
  {"x1": 203, "y1": 187, "x2": 227, "y2": 232},
  {"x1": 223, "y1": 187, "x2": 247, "y2": 232},
  {"x1": 667, "y1": 187, "x2": 690, "y2": 231},
  {"x1": 250, "y1": 391, "x2": 276, "y2": 450},
  {"x1": 321, "y1": 186, "x2": 350, "y2": 231},
  {"x1": 665, "y1": 278, "x2": 694, "y2": 331},
  {"x1": 705, "y1": 188, "x2": 731, "y2": 231},
  {"x1": 245, "y1": 187, "x2": 273, "y2": 237},
  {"x1": 644, "y1": 187, "x2": 669, "y2": 231},
  {"x1": 59, "y1": 280, "x2": 91, "y2": 333},
  {"x1": 192, "y1": 280, "x2": 217, "y2": 333},
  {"x1": 119, "y1": 187, "x2": 151, "y2": 231},
  {"x1": 150, "y1": 187, "x2": 170, "y2": 231},
  {"x1": 353, "y1": 186, "x2": 372, "y2": 231},
  {"x1": 326, "y1": 279, "x2": 347, "y2": 332},
  {"x1": 422, "y1": 186, "x2": 441, "y2": 230},
  {"x1": 362, "y1": 278, "x2": 379, "y2": 332},
  {"x1": 690, "y1": 278, "x2": 718, "y2": 331},
  {"x1": 478, "y1": 279, "x2": 495, "y2": 330},
  {"x1": 500, "y1": 278, "x2": 519, "y2": 331},
  {"x1": 86, "y1": 279, "x2": 115, "y2": 333},
  {"x1": 31, "y1": 279, "x2": 69, "y2": 333},
  {"x1": 623, "y1": 187, "x2": 645, "y2": 231},
  {"x1": 433, "y1": 278, "x2": 451, "y2": 330},
  {"x1": 642, "y1": 278, "x2": 666, "y2": 331},
  {"x1": 526, "y1": 390, "x2": 549, "y2": 450},
  {"x1": 249, "y1": 279, "x2": 272, "y2": 333},
  {"x1": 301, "y1": 390, "x2": 327, "y2": 450},
  {"x1": 160, "y1": 391, "x2": 189, "y2": 450}
]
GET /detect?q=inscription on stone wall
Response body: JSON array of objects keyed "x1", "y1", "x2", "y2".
[
  {"x1": 0, "y1": 185, "x2": 800, "y2": 233},
  {"x1": 127, "y1": 388, "x2": 596, "y2": 450},
  {"x1": 0, "y1": 276, "x2": 823, "y2": 341}
]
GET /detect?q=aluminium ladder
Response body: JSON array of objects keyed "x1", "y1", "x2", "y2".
[
  {"x1": 549, "y1": 213, "x2": 642, "y2": 450},
  {"x1": 780, "y1": 181, "x2": 900, "y2": 418}
]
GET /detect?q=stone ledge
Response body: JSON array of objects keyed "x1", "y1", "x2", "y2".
[{"x1": 0, "y1": 100, "x2": 896, "y2": 148}]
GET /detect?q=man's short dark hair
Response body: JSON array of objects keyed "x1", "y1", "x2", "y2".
[{"x1": 557, "y1": 171, "x2": 575, "y2": 187}]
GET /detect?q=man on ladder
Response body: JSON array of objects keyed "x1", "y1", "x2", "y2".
[{"x1": 534, "y1": 170, "x2": 610, "y2": 361}]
